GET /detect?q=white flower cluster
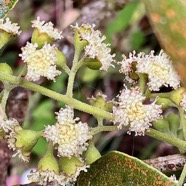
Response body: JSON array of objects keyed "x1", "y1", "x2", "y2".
[
  {"x1": 32, "y1": 17, "x2": 63, "y2": 40},
  {"x1": 72, "y1": 24, "x2": 115, "y2": 71},
  {"x1": 28, "y1": 170, "x2": 64, "y2": 186},
  {"x1": 113, "y1": 87, "x2": 162, "y2": 135},
  {"x1": 28, "y1": 164, "x2": 89, "y2": 186},
  {"x1": 0, "y1": 18, "x2": 21, "y2": 35},
  {"x1": 43, "y1": 106, "x2": 92, "y2": 158},
  {"x1": 119, "y1": 50, "x2": 180, "y2": 91},
  {"x1": 31, "y1": 106, "x2": 91, "y2": 185},
  {"x1": 28, "y1": 170, "x2": 68, "y2": 186},
  {"x1": 19, "y1": 42, "x2": 61, "y2": 81}
]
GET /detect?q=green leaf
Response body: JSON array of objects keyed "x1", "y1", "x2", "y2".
[
  {"x1": 130, "y1": 31, "x2": 145, "y2": 51},
  {"x1": 49, "y1": 73, "x2": 67, "y2": 92},
  {"x1": 106, "y1": 1, "x2": 139, "y2": 42},
  {"x1": 0, "y1": 0, "x2": 19, "y2": 18},
  {"x1": 32, "y1": 137, "x2": 47, "y2": 156},
  {"x1": 77, "y1": 151, "x2": 177, "y2": 186},
  {"x1": 31, "y1": 100, "x2": 55, "y2": 155},
  {"x1": 32, "y1": 100, "x2": 55, "y2": 131},
  {"x1": 143, "y1": 0, "x2": 186, "y2": 86},
  {"x1": 80, "y1": 68, "x2": 100, "y2": 83}
]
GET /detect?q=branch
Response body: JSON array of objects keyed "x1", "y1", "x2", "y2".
[{"x1": 144, "y1": 154, "x2": 186, "y2": 173}]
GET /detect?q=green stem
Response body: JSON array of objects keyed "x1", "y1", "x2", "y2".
[
  {"x1": 179, "y1": 164, "x2": 186, "y2": 186},
  {"x1": 0, "y1": 72, "x2": 20, "y2": 84},
  {"x1": 21, "y1": 79, "x2": 113, "y2": 120},
  {"x1": 139, "y1": 73, "x2": 147, "y2": 94},
  {"x1": 97, "y1": 117, "x2": 104, "y2": 126},
  {"x1": 1, "y1": 82, "x2": 16, "y2": 119},
  {"x1": 146, "y1": 129, "x2": 186, "y2": 153},
  {"x1": 150, "y1": 92, "x2": 171, "y2": 99},
  {"x1": 178, "y1": 107, "x2": 186, "y2": 140},
  {"x1": 62, "y1": 64, "x2": 70, "y2": 75},
  {"x1": 144, "y1": 88, "x2": 151, "y2": 99},
  {"x1": 66, "y1": 70, "x2": 75, "y2": 97},
  {"x1": 66, "y1": 48, "x2": 82, "y2": 97},
  {"x1": 66, "y1": 57, "x2": 85, "y2": 97},
  {"x1": 44, "y1": 142, "x2": 54, "y2": 157},
  {"x1": 0, "y1": 72, "x2": 113, "y2": 120},
  {"x1": 1, "y1": 89, "x2": 9, "y2": 119},
  {"x1": 18, "y1": 64, "x2": 27, "y2": 78},
  {"x1": 91, "y1": 126, "x2": 118, "y2": 135}
]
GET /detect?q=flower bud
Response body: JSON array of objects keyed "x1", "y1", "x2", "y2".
[
  {"x1": 15, "y1": 129, "x2": 41, "y2": 159},
  {"x1": 169, "y1": 87, "x2": 185, "y2": 105},
  {"x1": 177, "y1": 129, "x2": 184, "y2": 140},
  {"x1": 153, "y1": 119, "x2": 170, "y2": 133},
  {"x1": 31, "y1": 28, "x2": 54, "y2": 48},
  {"x1": 73, "y1": 28, "x2": 88, "y2": 52},
  {"x1": 0, "y1": 31, "x2": 12, "y2": 49},
  {"x1": 84, "y1": 58, "x2": 102, "y2": 70},
  {"x1": 1, "y1": 119, "x2": 41, "y2": 162},
  {"x1": 59, "y1": 156, "x2": 84, "y2": 176},
  {"x1": 0, "y1": 63, "x2": 13, "y2": 75},
  {"x1": 27, "y1": 144, "x2": 63, "y2": 185},
  {"x1": 38, "y1": 145, "x2": 59, "y2": 174},
  {"x1": 31, "y1": 17, "x2": 62, "y2": 48},
  {"x1": 88, "y1": 92, "x2": 114, "y2": 112},
  {"x1": 84, "y1": 142, "x2": 101, "y2": 164},
  {"x1": 156, "y1": 98, "x2": 176, "y2": 110},
  {"x1": 55, "y1": 50, "x2": 67, "y2": 68},
  {"x1": 0, "y1": 18, "x2": 21, "y2": 49},
  {"x1": 166, "y1": 113, "x2": 180, "y2": 136}
]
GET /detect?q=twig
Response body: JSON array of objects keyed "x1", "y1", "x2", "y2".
[{"x1": 144, "y1": 154, "x2": 186, "y2": 173}]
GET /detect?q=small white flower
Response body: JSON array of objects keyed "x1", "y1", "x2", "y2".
[
  {"x1": 169, "y1": 175, "x2": 178, "y2": 184},
  {"x1": 113, "y1": 87, "x2": 162, "y2": 136},
  {"x1": 72, "y1": 24, "x2": 115, "y2": 71},
  {"x1": 19, "y1": 42, "x2": 61, "y2": 81},
  {"x1": 43, "y1": 106, "x2": 92, "y2": 158},
  {"x1": 67, "y1": 163, "x2": 89, "y2": 183},
  {"x1": 0, "y1": 18, "x2": 21, "y2": 35},
  {"x1": 119, "y1": 51, "x2": 138, "y2": 84},
  {"x1": 28, "y1": 170, "x2": 67, "y2": 186},
  {"x1": 32, "y1": 17, "x2": 63, "y2": 40},
  {"x1": 119, "y1": 50, "x2": 180, "y2": 91},
  {"x1": 0, "y1": 118, "x2": 29, "y2": 162},
  {"x1": 28, "y1": 164, "x2": 89, "y2": 186},
  {"x1": 0, "y1": 118, "x2": 18, "y2": 133}
]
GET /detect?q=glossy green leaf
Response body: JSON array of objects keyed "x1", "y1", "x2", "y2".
[
  {"x1": 77, "y1": 151, "x2": 177, "y2": 186},
  {"x1": 143, "y1": 0, "x2": 186, "y2": 86},
  {"x1": 0, "y1": 0, "x2": 19, "y2": 18}
]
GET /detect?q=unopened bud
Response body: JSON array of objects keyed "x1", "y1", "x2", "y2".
[{"x1": 59, "y1": 156, "x2": 83, "y2": 176}]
